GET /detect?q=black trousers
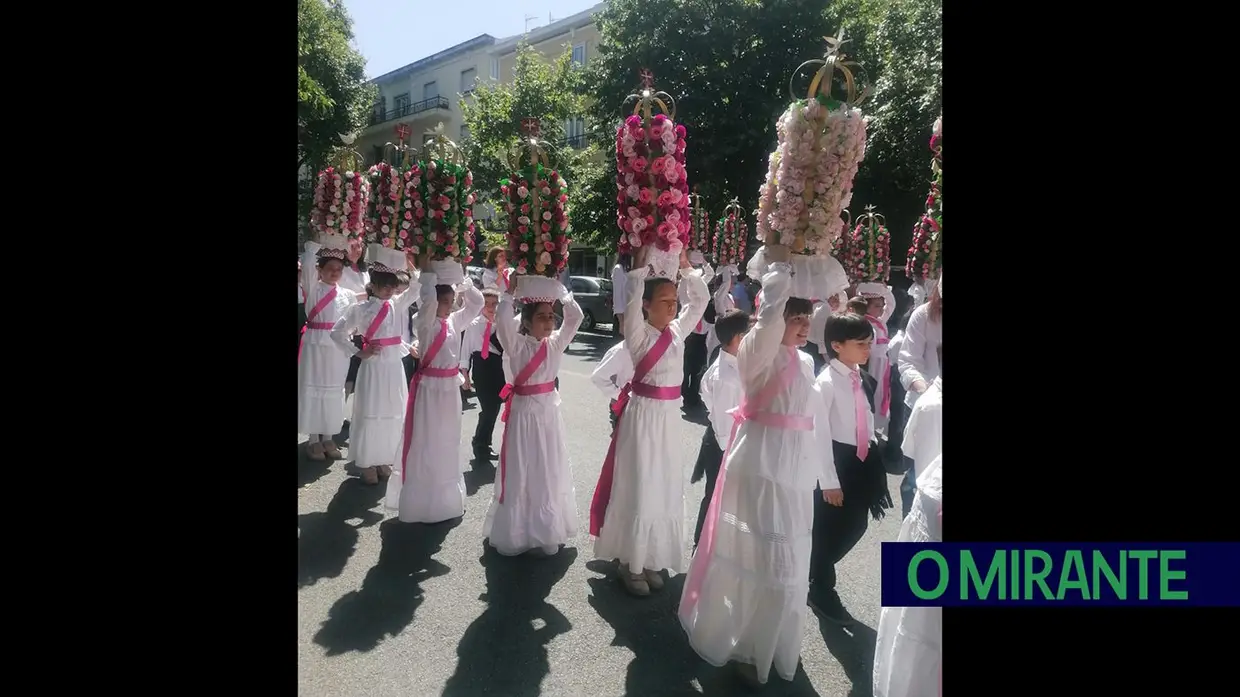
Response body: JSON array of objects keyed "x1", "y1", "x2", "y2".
[
  {"x1": 809, "y1": 442, "x2": 883, "y2": 597},
  {"x1": 470, "y1": 355, "x2": 505, "y2": 452},
  {"x1": 691, "y1": 425, "x2": 726, "y2": 546},
  {"x1": 682, "y1": 332, "x2": 708, "y2": 404},
  {"x1": 402, "y1": 354, "x2": 417, "y2": 384}
]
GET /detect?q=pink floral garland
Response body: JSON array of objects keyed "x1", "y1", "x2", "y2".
[
  {"x1": 365, "y1": 162, "x2": 418, "y2": 250},
  {"x1": 311, "y1": 167, "x2": 370, "y2": 240},
  {"x1": 691, "y1": 198, "x2": 710, "y2": 251},
  {"x1": 615, "y1": 113, "x2": 690, "y2": 255},
  {"x1": 421, "y1": 160, "x2": 476, "y2": 262},
  {"x1": 502, "y1": 166, "x2": 570, "y2": 278},
  {"x1": 846, "y1": 214, "x2": 890, "y2": 284},
  {"x1": 712, "y1": 210, "x2": 747, "y2": 267},
  {"x1": 907, "y1": 116, "x2": 942, "y2": 282},
  {"x1": 755, "y1": 98, "x2": 866, "y2": 254}
]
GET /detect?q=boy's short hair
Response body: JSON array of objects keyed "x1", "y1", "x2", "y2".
[
  {"x1": 714, "y1": 309, "x2": 751, "y2": 347},
  {"x1": 823, "y1": 312, "x2": 874, "y2": 358},
  {"x1": 481, "y1": 288, "x2": 501, "y2": 301},
  {"x1": 846, "y1": 297, "x2": 869, "y2": 315},
  {"x1": 785, "y1": 296, "x2": 814, "y2": 318},
  {"x1": 435, "y1": 284, "x2": 455, "y2": 301}
]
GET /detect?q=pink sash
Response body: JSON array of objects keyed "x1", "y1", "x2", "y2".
[
  {"x1": 361, "y1": 300, "x2": 391, "y2": 349},
  {"x1": 399, "y1": 319, "x2": 454, "y2": 474},
  {"x1": 298, "y1": 286, "x2": 338, "y2": 363},
  {"x1": 496, "y1": 340, "x2": 553, "y2": 504},
  {"x1": 681, "y1": 346, "x2": 813, "y2": 616},
  {"x1": 588, "y1": 328, "x2": 679, "y2": 537},
  {"x1": 866, "y1": 315, "x2": 892, "y2": 418}
]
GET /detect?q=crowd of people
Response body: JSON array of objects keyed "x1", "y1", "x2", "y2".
[{"x1": 298, "y1": 235, "x2": 942, "y2": 696}]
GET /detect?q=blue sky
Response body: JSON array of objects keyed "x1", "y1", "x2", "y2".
[{"x1": 341, "y1": 0, "x2": 602, "y2": 78}]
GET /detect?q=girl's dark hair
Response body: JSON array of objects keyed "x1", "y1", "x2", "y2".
[
  {"x1": 643, "y1": 276, "x2": 675, "y2": 301},
  {"x1": 485, "y1": 246, "x2": 506, "y2": 268},
  {"x1": 370, "y1": 271, "x2": 401, "y2": 290},
  {"x1": 714, "y1": 309, "x2": 751, "y2": 347},
  {"x1": 846, "y1": 297, "x2": 869, "y2": 315},
  {"x1": 785, "y1": 296, "x2": 813, "y2": 318},
  {"x1": 316, "y1": 255, "x2": 343, "y2": 269},
  {"x1": 824, "y1": 311, "x2": 874, "y2": 359},
  {"x1": 519, "y1": 301, "x2": 555, "y2": 335},
  {"x1": 617, "y1": 253, "x2": 631, "y2": 271},
  {"x1": 435, "y1": 284, "x2": 455, "y2": 301},
  {"x1": 928, "y1": 280, "x2": 943, "y2": 323}
]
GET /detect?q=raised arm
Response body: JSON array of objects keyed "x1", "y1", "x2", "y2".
[
  {"x1": 737, "y1": 259, "x2": 792, "y2": 386},
  {"x1": 392, "y1": 267, "x2": 423, "y2": 315},
  {"x1": 414, "y1": 272, "x2": 442, "y2": 345},
  {"x1": 714, "y1": 265, "x2": 736, "y2": 315},
  {"x1": 669, "y1": 266, "x2": 709, "y2": 337},
  {"x1": 329, "y1": 303, "x2": 362, "y2": 357},
  {"x1": 550, "y1": 282, "x2": 584, "y2": 353},
  {"x1": 622, "y1": 266, "x2": 649, "y2": 349},
  {"x1": 451, "y1": 281, "x2": 485, "y2": 334},
  {"x1": 300, "y1": 242, "x2": 321, "y2": 299},
  {"x1": 495, "y1": 288, "x2": 521, "y2": 354}
]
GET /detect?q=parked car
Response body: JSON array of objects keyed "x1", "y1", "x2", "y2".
[
  {"x1": 569, "y1": 276, "x2": 613, "y2": 332},
  {"x1": 466, "y1": 265, "x2": 485, "y2": 289}
]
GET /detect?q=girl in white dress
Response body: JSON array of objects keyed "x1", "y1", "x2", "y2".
[
  {"x1": 873, "y1": 453, "x2": 942, "y2": 697},
  {"x1": 329, "y1": 247, "x2": 421, "y2": 484},
  {"x1": 590, "y1": 247, "x2": 709, "y2": 596},
  {"x1": 483, "y1": 274, "x2": 583, "y2": 556},
  {"x1": 299, "y1": 237, "x2": 360, "y2": 462},
  {"x1": 385, "y1": 260, "x2": 484, "y2": 524},
  {"x1": 678, "y1": 245, "x2": 837, "y2": 686},
  {"x1": 857, "y1": 282, "x2": 897, "y2": 431}
]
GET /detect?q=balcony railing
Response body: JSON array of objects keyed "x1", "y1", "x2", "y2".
[
  {"x1": 558, "y1": 133, "x2": 590, "y2": 149},
  {"x1": 369, "y1": 96, "x2": 451, "y2": 126}
]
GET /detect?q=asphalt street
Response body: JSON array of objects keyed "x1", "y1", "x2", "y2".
[{"x1": 298, "y1": 325, "x2": 904, "y2": 697}]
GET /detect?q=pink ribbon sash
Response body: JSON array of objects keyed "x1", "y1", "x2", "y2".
[
  {"x1": 589, "y1": 328, "x2": 679, "y2": 537},
  {"x1": 682, "y1": 346, "x2": 811, "y2": 616},
  {"x1": 298, "y1": 285, "x2": 338, "y2": 363},
  {"x1": 361, "y1": 301, "x2": 391, "y2": 350},
  {"x1": 400, "y1": 319, "x2": 453, "y2": 474},
  {"x1": 497, "y1": 341, "x2": 553, "y2": 504},
  {"x1": 866, "y1": 315, "x2": 891, "y2": 418}
]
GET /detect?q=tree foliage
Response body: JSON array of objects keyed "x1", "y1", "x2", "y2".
[
  {"x1": 581, "y1": 0, "x2": 941, "y2": 261},
  {"x1": 460, "y1": 42, "x2": 610, "y2": 251},
  {"x1": 297, "y1": 0, "x2": 375, "y2": 239}
]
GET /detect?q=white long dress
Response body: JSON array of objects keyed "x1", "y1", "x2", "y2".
[
  {"x1": 328, "y1": 281, "x2": 421, "y2": 468},
  {"x1": 678, "y1": 262, "x2": 838, "y2": 683},
  {"x1": 873, "y1": 454, "x2": 942, "y2": 697},
  {"x1": 593, "y1": 265, "x2": 709, "y2": 573},
  {"x1": 298, "y1": 242, "x2": 358, "y2": 435},
  {"x1": 482, "y1": 286, "x2": 584, "y2": 555},
  {"x1": 384, "y1": 272, "x2": 484, "y2": 523}
]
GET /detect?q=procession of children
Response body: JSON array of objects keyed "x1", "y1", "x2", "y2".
[{"x1": 299, "y1": 52, "x2": 942, "y2": 695}]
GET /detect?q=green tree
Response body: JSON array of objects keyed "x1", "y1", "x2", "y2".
[
  {"x1": 297, "y1": 0, "x2": 375, "y2": 238},
  {"x1": 581, "y1": 0, "x2": 941, "y2": 262},
  {"x1": 460, "y1": 42, "x2": 610, "y2": 251}
]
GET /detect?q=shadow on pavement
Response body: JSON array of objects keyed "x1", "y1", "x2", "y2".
[
  {"x1": 312, "y1": 517, "x2": 460, "y2": 655},
  {"x1": 298, "y1": 441, "x2": 335, "y2": 489},
  {"x1": 298, "y1": 478, "x2": 385, "y2": 588},
  {"x1": 584, "y1": 560, "x2": 822, "y2": 696},
  {"x1": 564, "y1": 332, "x2": 615, "y2": 363},
  {"x1": 443, "y1": 544, "x2": 577, "y2": 696},
  {"x1": 464, "y1": 459, "x2": 496, "y2": 497},
  {"x1": 818, "y1": 616, "x2": 878, "y2": 697}
]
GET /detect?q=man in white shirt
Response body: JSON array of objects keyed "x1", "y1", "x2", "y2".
[
  {"x1": 610, "y1": 256, "x2": 630, "y2": 337},
  {"x1": 690, "y1": 309, "x2": 750, "y2": 546},
  {"x1": 900, "y1": 344, "x2": 941, "y2": 518},
  {"x1": 591, "y1": 339, "x2": 634, "y2": 431}
]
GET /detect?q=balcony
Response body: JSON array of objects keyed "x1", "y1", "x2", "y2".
[
  {"x1": 368, "y1": 96, "x2": 451, "y2": 127},
  {"x1": 559, "y1": 133, "x2": 589, "y2": 149}
]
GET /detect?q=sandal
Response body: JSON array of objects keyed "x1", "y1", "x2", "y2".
[
  {"x1": 322, "y1": 440, "x2": 343, "y2": 459},
  {"x1": 621, "y1": 568, "x2": 650, "y2": 597}
]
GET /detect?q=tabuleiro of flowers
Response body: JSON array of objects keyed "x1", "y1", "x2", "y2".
[
  {"x1": 755, "y1": 32, "x2": 869, "y2": 255},
  {"x1": 846, "y1": 204, "x2": 890, "y2": 284},
  {"x1": 712, "y1": 198, "x2": 748, "y2": 267},
  {"x1": 689, "y1": 187, "x2": 710, "y2": 252},
  {"x1": 420, "y1": 123, "x2": 476, "y2": 263},
  {"x1": 311, "y1": 153, "x2": 371, "y2": 241},
  {"x1": 364, "y1": 137, "x2": 423, "y2": 251},
  {"x1": 907, "y1": 115, "x2": 942, "y2": 282},
  {"x1": 501, "y1": 118, "x2": 571, "y2": 278},
  {"x1": 615, "y1": 70, "x2": 691, "y2": 258}
]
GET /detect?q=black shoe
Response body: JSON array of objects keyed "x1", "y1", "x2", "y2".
[
  {"x1": 473, "y1": 447, "x2": 497, "y2": 462},
  {"x1": 808, "y1": 590, "x2": 854, "y2": 625}
]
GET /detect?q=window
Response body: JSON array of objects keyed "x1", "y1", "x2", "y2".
[
  {"x1": 460, "y1": 68, "x2": 477, "y2": 94},
  {"x1": 393, "y1": 93, "x2": 411, "y2": 116},
  {"x1": 460, "y1": 124, "x2": 470, "y2": 142},
  {"x1": 490, "y1": 57, "x2": 500, "y2": 80},
  {"x1": 571, "y1": 43, "x2": 586, "y2": 67},
  {"x1": 371, "y1": 96, "x2": 386, "y2": 123},
  {"x1": 564, "y1": 117, "x2": 586, "y2": 148},
  {"x1": 423, "y1": 81, "x2": 438, "y2": 101},
  {"x1": 570, "y1": 278, "x2": 591, "y2": 294}
]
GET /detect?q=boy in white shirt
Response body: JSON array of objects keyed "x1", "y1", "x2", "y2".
[
  {"x1": 900, "y1": 344, "x2": 942, "y2": 517},
  {"x1": 690, "y1": 308, "x2": 750, "y2": 547},
  {"x1": 810, "y1": 311, "x2": 894, "y2": 624},
  {"x1": 459, "y1": 289, "x2": 502, "y2": 461},
  {"x1": 590, "y1": 339, "x2": 635, "y2": 431}
]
